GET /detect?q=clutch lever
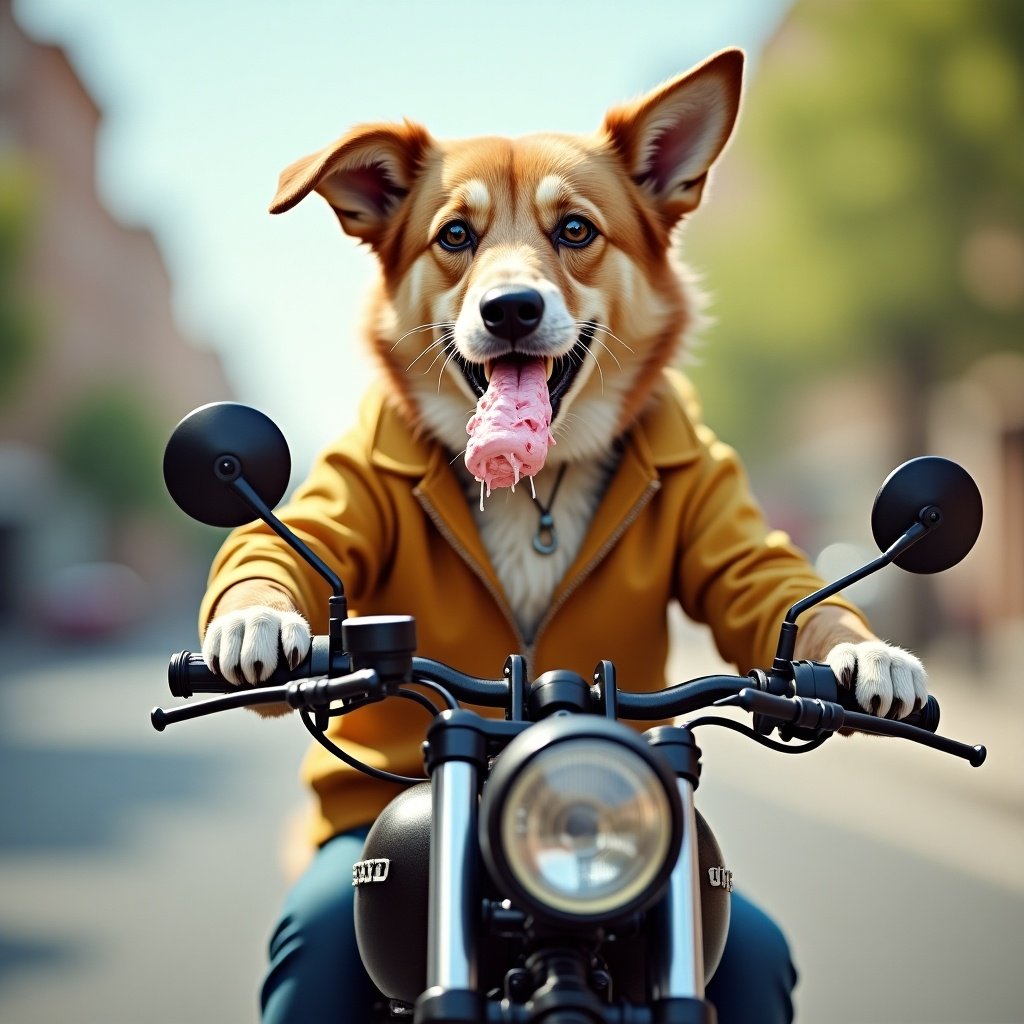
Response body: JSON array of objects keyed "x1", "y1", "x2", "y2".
[{"x1": 718, "y1": 689, "x2": 986, "y2": 766}]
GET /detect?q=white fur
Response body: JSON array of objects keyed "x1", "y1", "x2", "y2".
[
  {"x1": 534, "y1": 175, "x2": 565, "y2": 210},
  {"x1": 462, "y1": 178, "x2": 492, "y2": 217},
  {"x1": 465, "y1": 456, "x2": 615, "y2": 640},
  {"x1": 825, "y1": 640, "x2": 928, "y2": 719},
  {"x1": 203, "y1": 605, "x2": 311, "y2": 685}
]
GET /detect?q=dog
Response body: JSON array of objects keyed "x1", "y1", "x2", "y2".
[{"x1": 203, "y1": 48, "x2": 926, "y2": 735}]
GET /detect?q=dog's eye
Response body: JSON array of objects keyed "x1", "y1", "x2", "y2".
[
  {"x1": 437, "y1": 220, "x2": 474, "y2": 252},
  {"x1": 555, "y1": 215, "x2": 597, "y2": 249}
]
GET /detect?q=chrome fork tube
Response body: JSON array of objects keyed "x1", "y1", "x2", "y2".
[
  {"x1": 426, "y1": 759, "x2": 478, "y2": 991},
  {"x1": 650, "y1": 777, "x2": 704, "y2": 999}
]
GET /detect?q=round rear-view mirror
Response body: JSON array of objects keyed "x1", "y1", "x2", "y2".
[
  {"x1": 163, "y1": 403, "x2": 291, "y2": 528},
  {"x1": 871, "y1": 457, "x2": 982, "y2": 574}
]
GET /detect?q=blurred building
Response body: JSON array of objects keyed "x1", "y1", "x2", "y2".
[{"x1": 0, "y1": 0, "x2": 233, "y2": 632}]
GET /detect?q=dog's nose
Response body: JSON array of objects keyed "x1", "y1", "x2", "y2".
[{"x1": 479, "y1": 285, "x2": 544, "y2": 343}]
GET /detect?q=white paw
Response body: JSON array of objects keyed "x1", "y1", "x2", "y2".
[
  {"x1": 202, "y1": 605, "x2": 311, "y2": 685},
  {"x1": 825, "y1": 640, "x2": 928, "y2": 719}
]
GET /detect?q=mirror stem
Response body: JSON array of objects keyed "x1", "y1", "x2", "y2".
[
  {"x1": 227, "y1": 476, "x2": 346, "y2": 601},
  {"x1": 770, "y1": 508, "x2": 941, "y2": 683}
]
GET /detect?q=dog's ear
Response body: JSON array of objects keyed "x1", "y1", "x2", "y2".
[
  {"x1": 269, "y1": 120, "x2": 434, "y2": 247},
  {"x1": 601, "y1": 49, "x2": 743, "y2": 227}
]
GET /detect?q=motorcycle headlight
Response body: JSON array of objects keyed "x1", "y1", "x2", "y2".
[{"x1": 480, "y1": 717, "x2": 682, "y2": 923}]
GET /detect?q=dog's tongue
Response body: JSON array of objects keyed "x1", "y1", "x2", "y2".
[{"x1": 465, "y1": 357, "x2": 555, "y2": 494}]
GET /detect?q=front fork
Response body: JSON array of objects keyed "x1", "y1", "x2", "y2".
[
  {"x1": 646, "y1": 725, "x2": 717, "y2": 1024},
  {"x1": 650, "y1": 777, "x2": 706, "y2": 1000},
  {"x1": 417, "y1": 712, "x2": 487, "y2": 1024}
]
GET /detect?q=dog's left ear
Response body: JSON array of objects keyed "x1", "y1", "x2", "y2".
[
  {"x1": 269, "y1": 120, "x2": 435, "y2": 249},
  {"x1": 601, "y1": 49, "x2": 743, "y2": 227}
]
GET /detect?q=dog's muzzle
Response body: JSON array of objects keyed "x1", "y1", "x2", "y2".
[{"x1": 454, "y1": 295, "x2": 595, "y2": 423}]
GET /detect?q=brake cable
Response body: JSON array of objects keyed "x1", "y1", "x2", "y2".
[
  {"x1": 299, "y1": 679, "x2": 460, "y2": 786},
  {"x1": 684, "y1": 716, "x2": 832, "y2": 755},
  {"x1": 300, "y1": 709, "x2": 429, "y2": 786}
]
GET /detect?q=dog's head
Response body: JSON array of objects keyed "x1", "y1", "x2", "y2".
[{"x1": 271, "y1": 50, "x2": 742, "y2": 470}]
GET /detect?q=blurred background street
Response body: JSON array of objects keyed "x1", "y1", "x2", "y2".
[{"x1": 1, "y1": 0, "x2": 1022, "y2": 1021}]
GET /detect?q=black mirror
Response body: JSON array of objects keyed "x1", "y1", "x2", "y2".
[
  {"x1": 871, "y1": 457, "x2": 982, "y2": 574},
  {"x1": 163, "y1": 403, "x2": 291, "y2": 527}
]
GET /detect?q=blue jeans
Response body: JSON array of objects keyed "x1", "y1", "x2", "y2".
[{"x1": 262, "y1": 827, "x2": 796, "y2": 1023}]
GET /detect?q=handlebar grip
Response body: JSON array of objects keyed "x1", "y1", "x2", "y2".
[
  {"x1": 834, "y1": 687, "x2": 941, "y2": 734},
  {"x1": 791, "y1": 661, "x2": 940, "y2": 733},
  {"x1": 167, "y1": 637, "x2": 345, "y2": 698},
  {"x1": 168, "y1": 652, "x2": 226, "y2": 697}
]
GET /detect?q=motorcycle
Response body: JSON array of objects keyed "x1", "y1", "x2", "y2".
[{"x1": 154, "y1": 402, "x2": 987, "y2": 1024}]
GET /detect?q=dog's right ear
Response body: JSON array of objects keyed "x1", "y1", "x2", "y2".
[
  {"x1": 269, "y1": 120, "x2": 434, "y2": 248},
  {"x1": 601, "y1": 49, "x2": 743, "y2": 228}
]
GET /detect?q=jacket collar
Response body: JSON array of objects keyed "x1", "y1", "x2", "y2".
[{"x1": 366, "y1": 372, "x2": 703, "y2": 611}]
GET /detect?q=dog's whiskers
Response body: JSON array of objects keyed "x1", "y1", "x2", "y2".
[
  {"x1": 552, "y1": 410, "x2": 586, "y2": 439},
  {"x1": 572, "y1": 340, "x2": 606, "y2": 392},
  {"x1": 577, "y1": 320, "x2": 634, "y2": 356},
  {"x1": 408, "y1": 332, "x2": 455, "y2": 372},
  {"x1": 437, "y1": 346, "x2": 462, "y2": 393},
  {"x1": 423, "y1": 338, "x2": 456, "y2": 378},
  {"x1": 389, "y1": 321, "x2": 456, "y2": 353}
]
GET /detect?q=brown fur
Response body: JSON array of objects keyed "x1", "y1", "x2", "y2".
[{"x1": 268, "y1": 50, "x2": 745, "y2": 460}]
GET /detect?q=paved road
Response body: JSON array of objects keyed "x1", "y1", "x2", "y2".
[{"x1": 0, "y1": 614, "x2": 1021, "y2": 1023}]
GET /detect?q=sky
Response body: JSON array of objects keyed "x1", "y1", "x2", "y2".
[{"x1": 14, "y1": 0, "x2": 791, "y2": 465}]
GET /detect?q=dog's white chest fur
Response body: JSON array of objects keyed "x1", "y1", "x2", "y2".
[{"x1": 463, "y1": 457, "x2": 615, "y2": 642}]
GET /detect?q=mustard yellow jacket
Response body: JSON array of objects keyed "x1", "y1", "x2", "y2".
[{"x1": 202, "y1": 369, "x2": 856, "y2": 844}]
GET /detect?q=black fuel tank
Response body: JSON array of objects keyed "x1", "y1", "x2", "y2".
[{"x1": 354, "y1": 782, "x2": 732, "y2": 1004}]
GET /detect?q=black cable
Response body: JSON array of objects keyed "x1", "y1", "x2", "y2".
[
  {"x1": 407, "y1": 676, "x2": 460, "y2": 711},
  {"x1": 322, "y1": 677, "x2": 457, "y2": 719},
  {"x1": 685, "y1": 716, "x2": 832, "y2": 754},
  {"x1": 299, "y1": 709, "x2": 427, "y2": 785},
  {"x1": 396, "y1": 686, "x2": 445, "y2": 718}
]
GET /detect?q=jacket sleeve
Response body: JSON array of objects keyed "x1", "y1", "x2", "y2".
[
  {"x1": 199, "y1": 391, "x2": 398, "y2": 636},
  {"x1": 670, "y1": 380, "x2": 864, "y2": 673}
]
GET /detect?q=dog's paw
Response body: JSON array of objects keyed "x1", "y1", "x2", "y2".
[
  {"x1": 825, "y1": 640, "x2": 928, "y2": 719},
  {"x1": 202, "y1": 605, "x2": 311, "y2": 686}
]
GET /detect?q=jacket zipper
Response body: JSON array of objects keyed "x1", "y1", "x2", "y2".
[
  {"x1": 530, "y1": 479, "x2": 662, "y2": 655},
  {"x1": 415, "y1": 491, "x2": 532, "y2": 663},
  {"x1": 418, "y1": 479, "x2": 662, "y2": 677}
]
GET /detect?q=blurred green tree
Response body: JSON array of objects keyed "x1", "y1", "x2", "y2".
[
  {"x1": 52, "y1": 386, "x2": 165, "y2": 515},
  {"x1": 684, "y1": 0, "x2": 1024, "y2": 457},
  {"x1": 0, "y1": 158, "x2": 41, "y2": 406}
]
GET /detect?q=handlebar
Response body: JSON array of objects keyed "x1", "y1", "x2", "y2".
[
  {"x1": 155, "y1": 639, "x2": 985, "y2": 766},
  {"x1": 166, "y1": 644, "x2": 941, "y2": 727}
]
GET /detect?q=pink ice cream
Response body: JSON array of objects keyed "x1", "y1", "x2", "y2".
[{"x1": 465, "y1": 357, "x2": 555, "y2": 493}]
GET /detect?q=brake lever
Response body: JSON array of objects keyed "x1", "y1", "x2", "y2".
[
  {"x1": 839, "y1": 708, "x2": 987, "y2": 766},
  {"x1": 717, "y1": 689, "x2": 986, "y2": 767},
  {"x1": 152, "y1": 668, "x2": 382, "y2": 731}
]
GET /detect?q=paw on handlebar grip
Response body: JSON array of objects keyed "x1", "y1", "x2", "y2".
[
  {"x1": 835, "y1": 687, "x2": 941, "y2": 732},
  {"x1": 792, "y1": 661, "x2": 941, "y2": 734},
  {"x1": 168, "y1": 637, "x2": 347, "y2": 698}
]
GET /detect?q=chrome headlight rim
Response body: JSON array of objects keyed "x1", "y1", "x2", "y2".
[{"x1": 479, "y1": 716, "x2": 683, "y2": 926}]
